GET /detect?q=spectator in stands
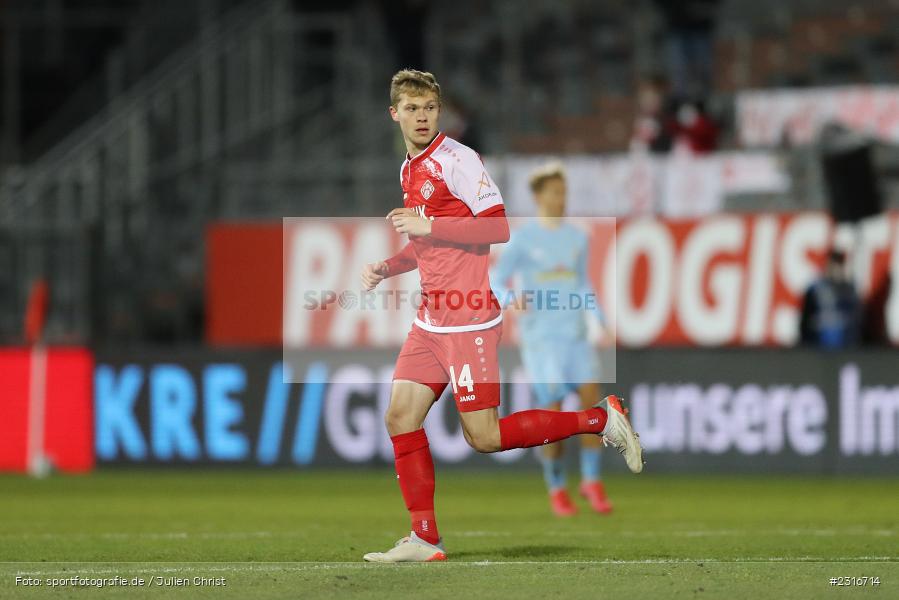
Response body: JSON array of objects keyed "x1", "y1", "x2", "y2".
[
  {"x1": 673, "y1": 99, "x2": 718, "y2": 154},
  {"x1": 652, "y1": 0, "x2": 720, "y2": 101},
  {"x1": 631, "y1": 74, "x2": 678, "y2": 153},
  {"x1": 799, "y1": 250, "x2": 862, "y2": 349}
]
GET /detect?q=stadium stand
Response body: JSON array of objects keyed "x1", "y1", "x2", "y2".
[{"x1": 0, "y1": 0, "x2": 897, "y2": 343}]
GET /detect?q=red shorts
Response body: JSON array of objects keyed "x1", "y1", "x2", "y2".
[{"x1": 393, "y1": 323, "x2": 502, "y2": 412}]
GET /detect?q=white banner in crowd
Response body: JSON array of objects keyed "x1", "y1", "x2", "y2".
[
  {"x1": 737, "y1": 85, "x2": 899, "y2": 147},
  {"x1": 485, "y1": 152, "x2": 788, "y2": 218}
]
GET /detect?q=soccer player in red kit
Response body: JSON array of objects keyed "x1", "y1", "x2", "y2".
[{"x1": 360, "y1": 70, "x2": 643, "y2": 563}]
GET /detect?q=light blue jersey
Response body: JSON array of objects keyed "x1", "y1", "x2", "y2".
[
  {"x1": 492, "y1": 220, "x2": 603, "y2": 341},
  {"x1": 491, "y1": 220, "x2": 604, "y2": 406}
]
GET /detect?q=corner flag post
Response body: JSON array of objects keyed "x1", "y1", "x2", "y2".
[{"x1": 24, "y1": 279, "x2": 49, "y2": 477}]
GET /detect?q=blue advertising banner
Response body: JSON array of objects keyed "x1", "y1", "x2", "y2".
[{"x1": 93, "y1": 348, "x2": 899, "y2": 474}]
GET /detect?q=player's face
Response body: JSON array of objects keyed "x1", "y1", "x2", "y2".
[
  {"x1": 535, "y1": 177, "x2": 566, "y2": 217},
  {"x1": 390, "y1": 92, "x2": 441, "y2": 150}
]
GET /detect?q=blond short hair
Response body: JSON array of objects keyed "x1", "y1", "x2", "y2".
[
  {"x1": 390, "y1": 69, "x2": 441, "y2": 107},
  {"x1": 528, "y1": 161, "x2": 566, "y2": 192}
]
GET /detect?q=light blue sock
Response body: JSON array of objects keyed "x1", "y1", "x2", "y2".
[
  {"x1": 541, "y1": 456, "x2": 566, "y2": 491},
  {"x1": 580, "y1": 447, "x2": 602, "y2": 483}
]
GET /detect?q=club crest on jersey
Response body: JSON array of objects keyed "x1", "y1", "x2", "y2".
[{"x1": 420, "y1": 179, "x2": 435, "y2": 199}]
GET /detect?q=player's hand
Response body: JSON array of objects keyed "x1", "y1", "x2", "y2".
[
  {"x1": 387, "y1": 208, "x2": 432, "y2": 237},
  {"x1": 361, "y1": 261, "x2": 389, "y2": 291}
]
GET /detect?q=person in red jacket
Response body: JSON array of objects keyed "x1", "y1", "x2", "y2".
[{"x1": 674, "y1": 100, "x2": 718, "y2": 154}]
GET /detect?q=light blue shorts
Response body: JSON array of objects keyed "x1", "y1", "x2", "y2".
[{"x1": 520, "y1": 337, "x2": 601, "y2": 407}]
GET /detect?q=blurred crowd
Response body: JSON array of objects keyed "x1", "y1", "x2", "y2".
[{"x1": 632, "y1": 1, "x2": 721, "y2": 155}]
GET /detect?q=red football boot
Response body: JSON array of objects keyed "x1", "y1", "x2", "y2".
[
  {"x1": 580, "y1": 481, "x2": 613, "y2": 514},
  {"x1": 549, "y1": 489, "x2": 578, "y2": 517}
]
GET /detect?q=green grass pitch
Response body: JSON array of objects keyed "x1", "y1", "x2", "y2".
[{"x1": 1, "y1": 470, "x2": 897, "y2": 599}]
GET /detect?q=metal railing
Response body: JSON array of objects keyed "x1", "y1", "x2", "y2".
[{"x1": 0, "y1": 0, "x2": 390, "y2": 342}]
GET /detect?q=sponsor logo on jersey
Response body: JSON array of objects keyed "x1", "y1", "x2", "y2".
[
  {"x1": 536, "y1": 267, "x2": 577, "y2": 282},
  {"x1": 420, "y1": 179, "x2": 435, "y2": 199},
  {"x1": 459, "y1": 394, "x2": 477, "y2": 402},
  {"x1": 413, "y1": 204, "x2": 435, "y2": 221},
  {"x1": 476, "y1": 172, "x2": 491, "y2": 196},
  {"x1": 476, "y1": 172, "x2": 499, "y2": 203}
]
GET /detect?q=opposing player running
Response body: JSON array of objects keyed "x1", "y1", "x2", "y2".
[
  {"x1": 491, "y1": 162, "x2": 614, "y2": 517},
  {"x1": 360, "y1": 69, "x2": 642, "y2": 563}
]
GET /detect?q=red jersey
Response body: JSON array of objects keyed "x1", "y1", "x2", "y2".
[{"x1": 399, "y1": 132, "x2": 505, "y2": 333}]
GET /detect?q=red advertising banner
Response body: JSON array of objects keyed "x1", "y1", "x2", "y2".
[
  {"x1": 206, "y1": 223, "x2": 284, "y2": 346},
  {"x1": 0, "y1": 347, "x2": 94, "y2": 472},
  {"x1": 205, "y1": 213, "x2": 899, "y2": 348},
  {"x1": 613, "y1": 213, "x2": 896, "y2": 346}
]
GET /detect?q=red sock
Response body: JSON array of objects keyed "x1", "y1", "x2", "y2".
[
  {"x1": 391, "y1": 428, "x2": 439, "y2": 545},
  {"x1": 498, "y1": 408, "x2": 607, "y2": 451}
]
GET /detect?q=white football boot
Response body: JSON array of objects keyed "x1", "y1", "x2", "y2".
[
  {"x1": 363, "y1": 532, "x2": 447, "y2": 563},
  {"x1": 597, "y1": 395, "x2": 644, "y2": 474}
]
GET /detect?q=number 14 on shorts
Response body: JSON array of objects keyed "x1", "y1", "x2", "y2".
[{"x1": 449, "y1": 364, "x2": 474, "y2": 394}]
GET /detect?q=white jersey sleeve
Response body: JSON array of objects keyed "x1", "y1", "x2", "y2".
[{"x1": 444, "y1": 147, "x2": 505, "y2": 215}]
